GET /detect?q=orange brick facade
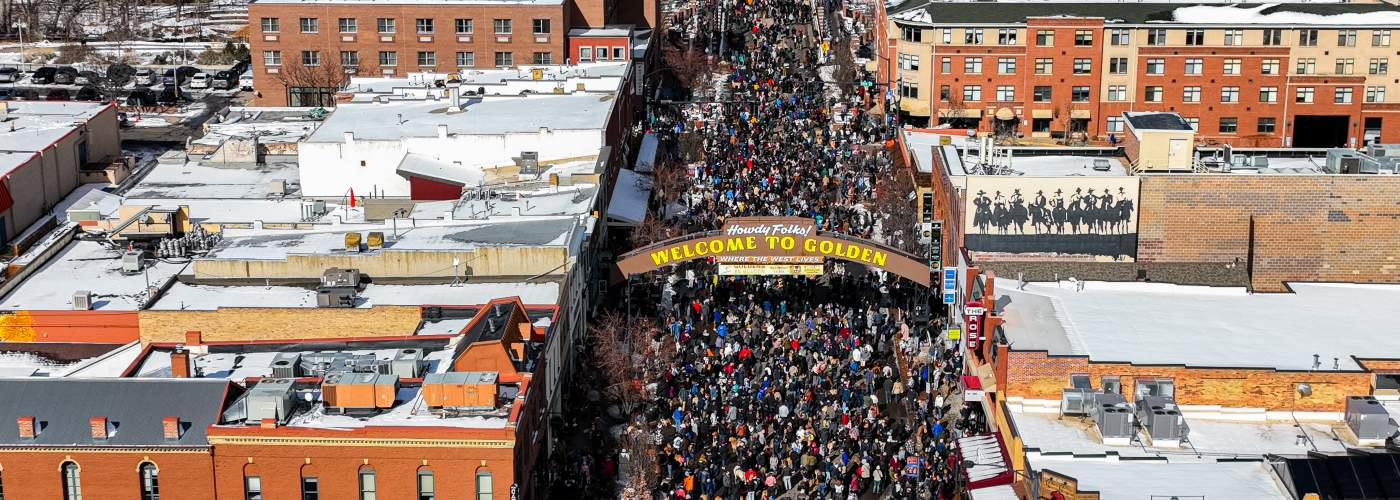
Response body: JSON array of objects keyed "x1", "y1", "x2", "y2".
[
  {"x1": 0, "y1": 450, "x2": 215, "y2": 500},
  {"x1": 1136, "y1": 175, "x2": 1400, "y2": 292}
]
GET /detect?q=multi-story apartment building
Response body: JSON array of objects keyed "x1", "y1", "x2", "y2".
[{"x1": 887, "y1": 3, "x2": 1400, "y2": 147}]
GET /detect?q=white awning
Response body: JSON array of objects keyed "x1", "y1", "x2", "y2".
[
  {"x1": 395, "y1": 153, "x2": 485, "y2": 186},
  {"x1": 635, "y1": 132, "x2": 659, "y2": 173},
  {"x1": 606, "y1": 168, "x2": 652, "y2": 227}
]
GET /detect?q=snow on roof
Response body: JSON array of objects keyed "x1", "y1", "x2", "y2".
[
  {"x1": 0, "y1": 241, "x2": 188, "y2": 311},
  {"x1": 1010, "y1": 411, "x2": 1345, "y2": 460},
  {"x1": 284, "y1": 386, "x2": 510, "y2": 430},
  {"x1": 204, "y1": 218, "x2": 577, "y2": 261},
  {"x1": 892, "y1": 2, "x2": 1400, "y2": 26},
  {"x1": 569, "y1": 27, "x2": 633, "y2": 37},
  {"x1": 305, "y1": 94, "x2": 614, "y2": 143},
  {"x1": 607, "y1": 168, "x2": 652, "y2": 226},
  {"x1": 123, "y1": 198, "x2": 330, "y2": 224},
  {"x1": 193, "y1": 120, "x2": 320, "y2": 146},
  {"x1": 134, "y1": 344, "x2": 455, "y2": 380},
  {"x1": 413, "y1": 185, "x2": 600, "y2": 220},
  {"x1": 125, "y1": 160, "x2": 301, "y2": 199},
  {"x1": 1172, "y1": 3, "x2": 1400, "y2": 25},
  {"x1": 962, "y1": 154, "x2": 1128, "y2": 177},
  {"x1": 418, "y1": 317, "x2": 474, "y2": 335},
  {"x1": 345, "y1": 63, "x2": 629, "y2": 96},
  {"x1": 968, "y1": 485, "x2": 1018, "y2": 500},
  {"x1": 1030, "y1": 460, "x2": 1290, "y2": 499},
  {"x1": 998, "y1": 281, "x2": 1400, "y2": 370},
  {"x1": 397, "y1": 153, "x2": 486, "y2": 186},
  {"x1": 635, "y1": 133, "x2": 659, "y2": 173},
  {"x1": 58, "y1": 184, "x2": 122, "y2": 218},
  {"x1": 151, "y1": 281, "x2": 561, "y2": 310},
  {"x1": 0, "y1": 102, "x2": 109, "y2": 163},
  {"x1": 58, "y1": 341, "x2": 146, "y2": 378}
]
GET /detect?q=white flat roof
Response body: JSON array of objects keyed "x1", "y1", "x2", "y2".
[
  {"x1": 410, "y1": 185, "x2": 600, "y2": 220},
  {"x1": 0, "y1": 241, "x2": 188, "y2": 311},
  {"x1": 607, "y1": 168, "x2": 651, "y2": 225},
  {"x1": 1011, "y1": 411, "x2": 1346, "y2": 461},
  {"x1": 133, "y1": 345, "x2": 455, "y2": 380},
  {"x1": 998, "y1": 281, "x2": 1400, "y2": 370},
  {"x1": 345, "y1": 63, "x2": 629, "y2": 95},
  {"x1": 204, "y1": 218, "x2": 577, "y2": 261},
  {"x1": 0, "y1": 101, "x2": 109, "y2": 173},
  {"x1": 1032, "y1": 460, "x2": 1289, "y2": 499},
  {"x1": 962, "y1": 154, "x2": 1128, "y2": 177},
  {"x1": 305, "y1": 94, "x2": 613, "y2": 142},
  {"x1": 151, "y1": 281, "x2": 561, "y2": 310}
]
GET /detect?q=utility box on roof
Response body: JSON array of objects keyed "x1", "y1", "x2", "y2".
[
  {"x1": 1135, "y1": 395, "x2": 1189, "y2": 446},
  {"x1": 1346, "y1": 396, "x2": 1397, "y2": 443},
  {"x1": 1091, "y1": 391, "x2": 1134, "y2": 445},
  {"x1": 247, "y1": 378, "x2": 296, "y2": 423},
  {"x1": 422, "y1": 371, "x2": 497, "y2": 409},
  {"x1": 322, "y1": 372, "x2": 398, "y2": 411}
]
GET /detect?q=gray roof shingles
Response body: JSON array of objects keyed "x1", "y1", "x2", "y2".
[{"x1": 0, "y1": 378, "x2": 231, "y2": 447}]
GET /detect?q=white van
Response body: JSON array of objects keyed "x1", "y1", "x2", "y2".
[{"x1": 238, "y1": 71, "x2": 254, "y2": 91}]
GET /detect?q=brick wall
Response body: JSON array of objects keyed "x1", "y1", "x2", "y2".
[
  {"x1": 1137, "y1": 175, "x2": 1400, "y2": 292},
  {"x1": 214, "y1": 440, "x2": 515, "y2": 500},
  {"x1": 0, "y1": 450, "x2": 214, "y2": 500},
  {"x1": 1006, "y1": 350, "x2": 1371, "y2": 412},
  {"x1": 139, "y1": 306, "x2": 423, "y2": 344}
]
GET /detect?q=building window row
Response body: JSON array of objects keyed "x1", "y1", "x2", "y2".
[
  {"x1": 257, "y1": 17, "x2": 549, "y2": 35},
  {"x1": 920, "y1": 26, "x2": 1392, "y2": 48}
]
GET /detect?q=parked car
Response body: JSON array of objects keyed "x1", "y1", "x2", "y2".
[
  {"x1": 30, "y1": 67, "x2": 57, "y2": 84},
  {"x1": 0, "y1": 68, "x2": 18, "y2": 83},
  {"x1": 126, "y1": 88, "x2": 157, "y2": 106},
  {"x1": 134, "y1": 68, "x2": 156, "y2": 86},
  {"x1": 210, "y1": 70, "x2": 237, "y2": 90},
  {"x1": 12, "y1": 88, "x2": 39, "y2": 100},
  {"x1": 238, "y1": 71, "x2": 254, "y2": 91},
  {"x1": 156, "y1": 86, "x2": 187, "y2": 105},
  {"x1": 45, "y1": 88, "x2": 71, "y2": 101},
  {"x1": 0, "y1": 89, "x2": 13, "y2": 100},
  {"x1": 53, "y1": 66, "x2": 78, "y2": 85},
  {"x1": 230, "y1": 59, "x2": 250, "y2": 76},
  {"x1": 75, "y1": 86, "x2": 100, "y2": 101},
  {"x1": 189, "y1": 72, "x2": 210, "y2": 89},
  {"x1": 75, "y1": 70, "x2": 102, "y2": 86}
]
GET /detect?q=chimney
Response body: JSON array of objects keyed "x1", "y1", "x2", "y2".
[
  {"x1": 448, "y1": 83, "x2": 463, "y2": 111},
  {"x1": 162, "y1": 416, "x2": 182, "y2": 440},
  {"x1": 171, "y1": 348, "x2": 192, "y2": 378},
  {"x1": 185, "y1": 330, "x2": 203, "y2": 345},
  {"x1": 16, "y1": 416, "x2": 35, "y2": 439},
  {"x1": 260, "y1": 418, "x2": 277, "y2": 429},
  {"x1": 90, "y1": 416, "x2": 110, "y2": 440},
  {"x1": 344, "y1": 131, "x2": 355, "y2": 145},
  {"x1": 437, "y1": 124, "x2": 449, "y2": 139}
]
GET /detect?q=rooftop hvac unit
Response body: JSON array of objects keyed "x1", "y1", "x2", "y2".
[
  {"x1": 270, "y1": 352, "x2": 302, "y2": 379},
  {"x1": 246, "y1": 378, "x2": 296, "y2": 424},
  {"x1": 317, "y1": 289, "x2": 356, "y2": 308},
  {"x1": 389, "y1": 348, "x2": 424, "y2": 378},
  {"x1": 1091, "y1": 391, "x2": 1135, "y2": 441},
  {"x1": 266, "y1": 179, "x2": 287, "y2": 196},
  {"x1": 1061, "y1": 388, "x2": 1096, "y2": 416},
  {"x1": 422, "y1": 371, "x2": 498, "y2": 409},
  {"x1": 322, "y1": 372, "x2": 399, "y2": 412},
  {"x1": 72, "y1": 290, "x2": 93, "y2": 311},
  {"x1": 121, "y1": 250, "x2": 145, "y2": 274},
  {"x1": 1346, "y1": 396, "x2": 1398, "y2": 441},
  {"x1": 1135, "y1": 395, "x2": 1189, "y2": 443},
  {"x1": 1326, "y1": 149, "x2": 1378, "y2": 174},
  {"x1": 1367, "y1": 144, "x2": 1400, "y2": 158},
  {"x1": 1252, "y1": 156, "x2": 1269, "y2": 169},
  {"x1": 320, "y1": 268, "x2": 361, "y2": 288},
  {"x1": 516, "y1": 151, "x2": 540, "y2": 175}
]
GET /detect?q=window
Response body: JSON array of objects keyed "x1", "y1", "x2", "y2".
[
  {"x1": 1374, "y1": 30, "x2": 1391, "y2": 47},
  {"x1": 1033, "y1": 86, "x2": 1052, "y2": 102},
  {"x1": 1106, "y1": 85, "x2": 1126, "y2": 102},
  {"x1": 1034, "y1": 58, "x2": 1052, "y2": 75},
  {"x1": 1071, "y1": 86, "x2": 1089, "y2": 102},
  {"x1": 1145, "y1": 86, "x2": 1163, "y2": 102},
  {"x1": 493, "y1": 19, "x2": 512, "y2": 34},
  {"x1": 1335, "y1": 87, "x2": 1354, "y2": 104},
  {"x1": 938, "y1": 85, "x2": 948, "y2": 100},
  {"x1": 1336, "y1": 58, "x2": 1355, "y2": 75},
  {"x1": 418, "y1": 468, "x2": 436, "y2": 500},
  {"x1": 417, "y1": 51, "x2": 436, "y2": 66},
  {"x1": 495, "y1": 51, "x2": 513, "y2": 67},
  {"x1": 1136, "y1": 379, "x2": 1175, "y2": 399},
  {"x1": 1182, "y1": 86, "x2": 1200, "y2": 103},
  {"x1": 1032, "y1": 118, "x2": 1051, "y2": 133},
  {"x1": 1106, "y1": 116, "x2": 1124, "y2": 133},
  {"x1": 1257, "y1": 117, "x2": 1276, "y2": 134},
  {"x1": 1109, "y1": 57, "x2": 1128, "y2": 74},
  {"x1": 579, "y1": 46, "x2": 593, "y2": 61},
  {"x1": 411, "y1": 18, "x2": 432, "y2": 34},
  {"x1": 140, "y1": 464, "x2": 159, "y2": 500},
  {"x1": 1370, "y1": 58, "x2": 1389, "y2": 75},
  {"x1": 1110, "y1": 29, "x2": 1130, "y2": 46},
  {"x1": 301, "y1": 50, "x2": 319, "y2": 66},
  {"x1": 377, "y1": 18, "x2": 396, "y2": 33},
  {"x1": 900, "y1": 83, "x2": 920, "y2": 99},
  {"x1": 1259, "y1": 86, "x2": 1278, "y2": 103},
  {"x1": 1220, "y1": 86, "x2": 1239, "y2": 103},
  {"x1": 1261, "y1": 59, "x2": 1280, "y2": 75},
  {"x1": 263, "y1": 50, "x2": 281, "y2": 66},
  {"x1": 1102, "y1": 376, "x2": 1122, "y2": 394},
  {"x1": 1185, "y1": 117, "x2": 1199, "y2": 130},
  {"x1": 453, "y1": 51, "x2": 474, "y2": 67},
  {"x1": 1296, "y1": 87, "x2": 1315, "y2": 103},
  {"x1": 1035, "y1": 30, "x2": 1053, "y2": 47},
  {"x1": 357, "y1": 467, "x2": 376, "y2": 500},
  {"x1": 1224, "y1": 29, "x2": 1243, "y2": 46},
  {"x1": 260, "y1": 17, "x2": 279, "y2": 32},
  {"x1": 942, "y1": 28, "x2": 952, "y2": 44},
  {"x1": 341, "y1": 51, "x2": 359, "y2": 66},
  {"x1": 963, "y1": 85, "x2": 981, "y2": 101},
  {"x1": 1185, "y1": 29, "x2": 1204, "y2": 46},
  {"x1": 965, "y1": 28, "x2": 983, "y2": 44},
  {"x1": 940, "y1": 57, "x2": 951, "y2": 74},
  {"x1": 339, "y1": 18, "x2": 357, "y2": 33},
  {"x1": 62, "y1": 462, "x2": 80, "y2": 500},
  {"x1": 898, "y1": 53, "x2": 917, "y2": 70},
  {"x1": 1262, "y1": 28, "x2": 1282, "y2": 46},
  {"x1": 1296, "y1": 58, "x2": 1315, "y2": 75},
  {"x1": 245, "y1": 476, "x2": 263, "y2": 500},
  {"x1": 996, "y1": 85, "x2": 1015, "y2": 102},
  {"x1": 613, "y1": 47, "x2": 624, "y2": 60},
  {"x1": 1183, "y1": 58, "x2": 1202, "y2": 75},
  {"x1": 1072, "y1": 58, "x2": 1091, "y2": 74},
  {"x1": 533, "y1": 52, "x2": 552, "y2": 64},
  {"x1": 1368, "y1": 86, "x2": 1387, "y2": 103},
  {"x1": 595, "y1": 47, "x2": 607, "y2": 60},
  {"x1": 963, "y1": 57, "x2": 982, "y2": 74},
  {"x1": 299, "y1": 17, "x2": 318, "y2": 33},
  {"x1": 1146, "y1": 28, "x2": 1166, "y2": 46},
  {"x1": 1299, "y1": 29, "x2": 1318, "y2": 46},
  {"x1": 998, "y1": 28, "x2": 1016, "y2": 45},
  {"x1": 456, "y1": 19, "x2": 473, "y2": 34},
  {"x1": 1222, "y1": 59, "x2": 1240, "y2": 75},
  {"x1": 1069, "y1": 374, "x2": 1092, "y2": 389},
  {"x1": 997, "y1": 57, "x2": 1016, "y2": 74},
  {"x1": 475, "y1": 470, "x2": 493, "y2": 500},
  {"x1": 1338, "y1": 29, "x2": 1357, "y2": 47},
  {"x1": 532, "y1": 19, "x2": 550, "y2": 34},
  {"x1": 901, "y1": 27, "x2": 922, "y2": 43},
  {"x1": 379, "y1": 51, "x2": 397, "y2": 66},
  {"x1": 1074, "y1": 30, "x2": 1092, "y2": 46},
  {"x1": 1145, "y1": 59, "x2": 1164, "y2": 75},
  {"x1": 302, "y1": 476, "x2": 319, "y2": 500}
]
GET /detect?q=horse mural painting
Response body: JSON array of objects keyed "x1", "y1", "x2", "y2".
[{"x1": 964, "y1": 177, "x2": 1140, "y2": 259}]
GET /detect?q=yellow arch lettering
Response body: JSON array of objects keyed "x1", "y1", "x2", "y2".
[
  {"x1": 873, "y1": 251, "x2": 887, "y2": 267},
  {"x1": 651, "y1": 249, "x2": 672, "y2": 266}
]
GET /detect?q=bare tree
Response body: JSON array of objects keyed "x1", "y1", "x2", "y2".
[
  {"x1": 872, "y1": 166, "x2": 918, "y2": 253},
  {"x1": 650, "y1": 159, "x2": 688, "y2": 206},
  {"x1": 629, "y1": 215, "x2": 680, "y2": 248},
  {"x1": 663, "y1": 47, "x2": 714, "y2": 93}
]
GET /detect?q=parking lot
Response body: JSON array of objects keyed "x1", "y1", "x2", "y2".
[{"x1": 0, "y1": 60, "x2": 250, "y2": 106}]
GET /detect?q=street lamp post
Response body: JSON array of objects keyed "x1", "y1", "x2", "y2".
[{"x1": 11, "y1": 22, "x2": 27, "y2": 61}]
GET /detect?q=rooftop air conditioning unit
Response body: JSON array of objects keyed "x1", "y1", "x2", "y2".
[
  {"x1": 422, "y1": 371, "x2": 498, "y2": 409},
  {"x1": 389, "y1": 348, "x2": 424, "y2": 378},
  {"x1": 121, "y1": 250, "x2": 145, "y2": 274},
  {"x1": 246, "y1": 378, "x2": 296, "y2": 424},
  {"x1": 1135, "y1": 395, "x2": 1189, "y2": 445},
  {"x1": 322, "y1": 372, "x2": 399, "y2": 412},
  {"x1": 1346, "y1": 395, "x2": 1398, "y2": 443},
  {"x1": 270, "y1": 352, "x2": 302, "y2": 379},
  {"x1": 73, "y1": 290, "x2": 93, "y2": 310},
  {"x1": 1091, "y1": 391, "x2": 1135, "y2": 444},
  {"x1": 1060, "y1": 388, "x2": 1094, "y2": 417}
]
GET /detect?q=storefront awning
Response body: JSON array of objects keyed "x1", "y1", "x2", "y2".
[
  {"x1": 634, "y1": 132, "x2": 658, "y2": 173},
  {"x1": 994, "y1": 108, "x2": 1015, "y2": 121},
  {"x1": 1070, "y1": 109, "x2": 1092, "y2": 119},
  {"x1": 606, "y1": 168, "x2": 652, "y2": 227},
  {"x1": 961, "y1": 432, "x2": 1015, "y2": 490},
  {"x1": 940, "y1": 109, "x2": 983, "y2": 119},
  {"x1": 1031, "y1": 109, "x2": 1053, "y2": 119}
]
